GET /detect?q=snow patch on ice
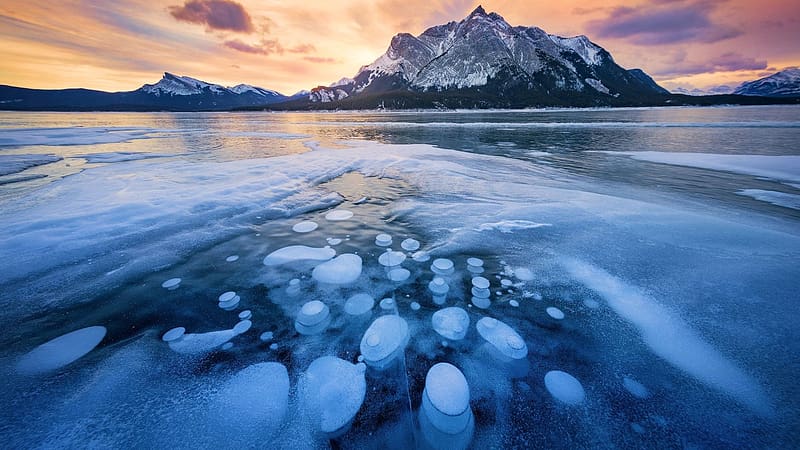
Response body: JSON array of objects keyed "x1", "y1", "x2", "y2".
[
  {"x1": 737, "y1": 189, "x2": 800, "y2": 210},
  {"x1": 263, "y1": 245, "x2": 335, "y2": 266},
  {"x1": 0, "y1": 127, "x2": 158, "y2": 147}
]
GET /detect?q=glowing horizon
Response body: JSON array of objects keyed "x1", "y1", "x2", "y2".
[{"x1": 0, "y1": 1, "x2": 798, "y2": 95}]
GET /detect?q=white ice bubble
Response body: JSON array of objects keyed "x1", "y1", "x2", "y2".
[
  {"x1": 378, "y1": 250, "x2": 407, "y2": 267},
  {"x1": 270, "y1": 343, "x2": 278, "y2": 350},
  {"x1": 259, "y1": 331, "x2": 274, "y2": 342},
  {"x1": 476, "y1": 317, "x2": 527, "y2": 359},
  {"x1": 221, "y1": 342, "x2": 234, "y2": 350},
  {"x1": 226, "y1": 255, "x2": 239, "y2": 262},
  {"x1": 360, "y1": 315, "x2": 409, "y2": 369},
  {"x1": 401, "y1": 238, "x2": 420, "y2": 251},
  {"x1": 546, "y1": 307, "x2": 565, "y2": 320},
  {"x1": 515, "y1": 268, "x2": 534, "y2": 281},
  {"x1": 161, "y1": 278, "x2": 181, "y2": 289},
  {"x1": 500, "y1": 279, "x2": 512, "y2": 287},
  {"x1": 410, "y1": 302, "x2": 421, "y2": 311},
  {"x1": 325, "y1": 209, "x2": 354, "y2": 221},
  {"x1": 509, "y1": 300, "x2": 519, "y2": 307},
  {"x1": 238, "y1": 310, "x2": 252, "y2": 320},
  {"x1": 345, "y1": 293, "x2": 375, "y2": 316},
  {"x1": 162, "y1": 327, "x2": 186, "y2": 342},
  {"x1": 544, "y1": 370, "x2": 585, "y2": 405},
  {"x1": 312, "y1": 254, "x2": 362, "y2": 284},
  {"x1": 292, "y1": 221, "x2": 318, "y2": 233},
  {"x1": 263, "y1": 245, "x2": 335, "y2": 266},
  {"x1": 379, "y1": 298, "x2": 395, "y2": 310},
  {"x1": 471, "y1": 297, "x2": 491, "y2": 309},
  {"x1": 412, "y1": 251, "x2": 431, "y2": 262},
  {"x1": 211, "y1": 362, "x2": 289, "y2": 436},
  {"x1": 422, "y1": 363, "x2": 473, "y2": 435},
  {"x1": 583, "y1": 299, "x2": 600, "y2": 309},
  {"x1": 219, "y1": 291, "x2": 236, "y2": 302},
  {"x1": 466, "y1": 257, "x2": 484, "y2": 268},
  {"x1": 388, "y1": 268, "x2": 411, "y2": 282},
  {"x1": 219, "y1": 295, "x2": 240, "y2": 310},
  {"x1": 471, "y1": 287, "x2": 490, "y2": 298},
  {"x1": 234, "y1": 320, "x2": 252, "y2": 334},
  {"x1": 471, "y1": 276, "x2": 490, "y2": 289},
  {"x1": 623, "y1": 376, "x2": 650, "y2": 399},
  {"x1": 375, "y1": 233, "x2": 392, "y2": 246},
  {"x1": 432, "y1": 307, "x2": 469, "y2": 340},
  {"x1": 326, "y1": 237, "x2": 342, "y2": 245},
  {"x1": 16, "y1": 326, "x2": 107, "y2": 375},
  {"x1": 297, "y1": 300, "x2": 330, "y2": 327},
  {"x1": 431, "y1": 258, "x2": 454, "y2": 275},
  {"x1": 428, "y1": 277, "x2": 450, "y2": 295},
  {"x1": 299, "y1": 356, "x2": 366, "y2": 434}
]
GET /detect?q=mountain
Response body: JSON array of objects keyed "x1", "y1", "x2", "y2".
[
  {"x1": 0, "y1": 73, "x2": 288, "y2": 111},
  {"x1": 303, "y1": 6, "x2": 670, "y2": 108},
  {"x1": 670, "y1": 85, "x2": 733, "y2": 96},
  {"x1": 733, "y1": 69, "x2": 800, "y2": 98}
]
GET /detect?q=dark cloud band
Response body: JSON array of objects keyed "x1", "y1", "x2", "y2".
[{"x1": 169, "y1": 0, "x2": 254, "y2": 33}]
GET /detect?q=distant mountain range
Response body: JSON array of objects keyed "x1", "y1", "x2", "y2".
[{"x1": 1, "y1": 6, "x2": 798, "y2": 111}]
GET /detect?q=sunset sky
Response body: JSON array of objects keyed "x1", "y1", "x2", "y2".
[{"x1": 1, "y1": 0, "x2": 798, "y2": 94}]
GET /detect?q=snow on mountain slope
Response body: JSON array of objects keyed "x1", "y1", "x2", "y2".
[{"x1": 734, "y1": 69, "x2": 800, "y2": 98}]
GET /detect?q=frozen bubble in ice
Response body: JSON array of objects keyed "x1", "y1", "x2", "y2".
[
  {"x1": 270, "y1": 343, "x2": 278, "y2": 350},
  {"x1": 221, "y1": 342, "x2": 234, "y2": 350},
  {"x1": 401, "y1": 238, "x2": 420, "y2": 251},
  {"x1": 360, "y1": 315, "x2": 409, "y2": 369},
  {"x1": 388, "y1": 268, "x2": 411, "y2": 282},
  {"x1": 471, "y1": 297, "x2": 491, "y2": 309},
  {"x1": 496, "y1": 291, "x2": 503, "y2": 296},
  {"x1": 260, "y1": 331, "x2": 274, "y2": 342},
  {"x1": 509, "y1": 300, "x2": 519, "y2": 307},
  {"x1": 289, "y1": 279, "x2": 300, "y2": 286},
  {"x1": 500, "y1": 279, "x2": 512, "y2": 287},
  {"x1": 16, "y1": 326, "x2": 107, "y2": 375},
  {"x1": 544, "y1": 370, "x2": 585, "y2": 405},
  {"x1": 410, "y1": 302, "x2": 421, "y2": 311},
  {"x1": 431, "y1": 258, "x2": 454, "y2": 275},
  {"x1": 476, "y1": 317, "x2": 527, "y2": 359},
  {"x1": 422, "y1": 363, "x2": 473, "y2": 435},
  {"x1": 471, "y1": 287, "x2": 490, "y2": 298},
  {"x1": 412, "y1": 251, "x2": 431, "y2": 262},
  {"x1": 297, "y1": 301, "x2": 330, "y2": 327},
  {"x1": 226, "y1": 255, "x2": 239, "y2": 262},
  {"x1": 263, "y1": 245, "x2": 335, "y2": 266},
  {"x1": 378, "y1": 250, "x2": 406, "y2": 267},
  {"x1": 292, "y1": 220, "x2": 319, "y2": 233},
  {"x1": 432, "y1": 307, "x2": 469, "y2": 340},
  {"x1": 583, "y1": 299, "x2": 600, "y2": 309},
  {"x1": 623, "y1": 377, "x2": 650, "y2": 399},
  {"x1": 162, "y1": 327, "x2": 186, "y2": 342},
  {"x1": 211, "y1": 362, "x2": 289, "y2": 436},
  {"x1": 325, "y1": 209, "x2": 353, "y2": 221},
  {"x1": 238, "y1": 310, "x2": 252, "y2": 320},
  {"x1": 161, "y1": 278, "x2": 181, "y2": 289},
  {"x1": 375, "y1": 233, "x2": 392, "y2": 246},
  {"x1": 219, "y1": 295, "x2": 240, "y2": 310},
  {"x1": 345, "y1": 293, "x2": 375, "y2": 316},
  {"x1": 466, "y1": 257, "x2": 484, "y2": 268},
  {"x1": 379, "y1": 298, "x2": 395, "y2": 310},
  {"x1": 471, "y1": 276, "x2": 490, "y2": 289},
  {"x1": 299, "y1": 356, "x2": 366, "y2": 434},
  {"x1": 428, "y1": 277, "x2": 450, "y2": 295},
  {"x1": 514, "y1": 268, "x2": 534, "y2": 281},
  {"x1": 168, "y1": 328, "x2": 237, "y2": 355},
  {"x1": 546, "y1": 307, "x2": 565, "y2": 320},
  {"x1": 326, "y1": 237, "x2": 342, "y2": 245},
  {"x1": 312, "y1": 254, "x2": 362, "y2": 284},
  {"x1": 357, "y1": 355, "x2": 364, "y2": 362},
  {"x1": 219, "y1": 291, "x2": 236, "y2": 302},
  {"x1": 234, "y1": 320, "x2": 252, "y2": 335}
]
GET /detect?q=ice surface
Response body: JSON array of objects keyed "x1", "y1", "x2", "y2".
[
  {"x1": 292, "y1": 221, "x2": 318, "y2": 233},
  {"x1": 432, "y1": 307, "x2": 469, "y2": 340},
  {"x1": 737, "y1": 189, "x2": 800, "y2": 210},
  {"x1": 210, "y1": 362, "x2": 289, "y2": 436},
  {"x1": 0, "y1": 154, "x2": 61, "y2": 176},
  {"x1": 604, "y1": 151, "x2": 800, "y2": 183},
  {"x1": 0, "y1": 127, "x2": 158, "y2": 147},
  {"x1": 345, "y1": 293, "x2": 375, "y2": 315},
  {"x1": 563, "y1": 258, "x2": 772, "y2": 416},
  {"x1": 312, "y1": 254, "x2": 362, "y2": 284},
  {"x1": 324, "y1": 209, "x2": 354, "y2": 221},
  {"x1": 475, "y1": 220, "x2": 551, "y2": 233},
  {"x1": 360, "y1": 315, "x2": 409, "y2": 368},
  {"x1": 77, "y1": 152, "x2": 174, "y2": 163},
  {"x1": 16, "y1": 326, "x2": 107, "y2": 375},
  {"x1": 263, "y1": 245, "x2": 335, "y2": 266},
  {"x1": 544, "y1": 370, "x2": 586, "y2": 405},
  {"x1": 299, "y1": 356, "x2": 366, "y2": 434},
  {"x1": 623, "y1": 377, "x2": 650, "y2": 399},
  {"x1": 476, "y1": 317, "x2": 527, "y2": 359}
]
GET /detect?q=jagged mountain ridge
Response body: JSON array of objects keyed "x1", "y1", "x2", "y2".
[
  {"x1": 308, "y1": 6, "x2": 669, "y2": 107},
  {"x1": 734, "y1": 68, "x2": 800, "y2": 98}
]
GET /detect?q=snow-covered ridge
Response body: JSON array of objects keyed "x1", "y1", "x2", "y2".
[
  {"x1": 734, "y1": 68, "x2": 800, "y2": 98},
  {"x1": 140, "y1": 73, "x2": 283, "y2": 98}
]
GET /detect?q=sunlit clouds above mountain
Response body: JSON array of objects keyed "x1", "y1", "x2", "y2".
[{"x1": 0, "y1": 0, "x2": 797, "y2": 93}]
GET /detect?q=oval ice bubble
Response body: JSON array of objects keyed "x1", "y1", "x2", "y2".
[
  {"x1": 262, "y1": 245, "x2": 335, "y2": 266},
  {"x1": 225, "y1": 255, "x2": 239, "y2": 262},
  {"x1": 218, "y1": 291, "x2": 236, "y2": 303},
  {"x1": 471, "y1": 296, "x2": 491, "y2": 309},
  {"x1": 413, "y1": 251, "x2": 431, "y2": 262},
  {"x1": 546, "y1": 307, "x2": 565, "y2": 320},
  {"x1": 162, "y1": 327, "x2": 186, "y2": 342},
  {"x1": 428, "y1": 277, "x2": 450, "y2": 295},
  {"x1": 378, "y1": 250, "x2": 406, "y2": 267},
  {"x1": 297, "y1": 300, "x2": 330, "y2": 327},
  {"x1": 162, "y1": 278, "x2": 181, "y2": 289},
  {"x1": 509, "y1": 300, "x2": 520, "y2": 307},
  {"x1": 345, "y1": 293, "x2": 375, "y2": 316},
  {"x1": 544, "y1": 370, "x2": 585, "y2": 405},
  {"x1": 467, "y1": 257, "x2": 484, "y2": 267},
  {"x1": 410, "y1": 302, "x2": 421, "y2": 311},
  {"x1": 471, "y1": 287, "x2": 490, "y2": 298},
  {"x1": 422, "y1": 362, "x2": 473, "y2": 434},
  {"x1": 471, "y1": 276, "x2": 490, "y2": 289},
  {"x1": 401, "y1": 238, "x2": 420, "y2": 251},
  {"x1": 259, "y1": 331, "x2": 274, "y2": 342},
  {"x1": 233, "y1": 320, "x2": 252, "y2": 334},
  {"x1": 476, "y1": 317, "x2": 527, "y2": 359},
  {"x1": 432, "y1": 307, "x2": 469, "y2": 340},
  {"x1": 375, "y1": 233, "x2": 392, "y2": 246},
  {"x1": 388, "y1": 268, "x2": 411, "y2": 282},
  {"x1": 221, "y1": 342, "x2": 234, "y2": 350},
  {"x1": 325, "y1": 209, "x2": 354, "y2": 221},
  {"x1": 514, "y1": 268, "x2": 534, "y2": 281},
  {"x1": 312, "y1": 254, "x2": 362, "y2": 284},
  {"x1": 299, "y1": 356, "x2": 367, "y2": 435},
  {"x1": 238, "y1": 310, "x2": 252, "y2": 320},
  {"x1": 292, "y1": 220, "x2": 318, "y2": 233},
  {"x1": 379, "y1": 298, "x2": 395, "y2": 310},
  {"x1": 16, "y1": 326, "x2": 107, "y2": 375},
  {"x1": 623, "y1": 376, "x2": 650, "y2": 399},
  {"x1": 431, "y1": 258, "x2": 454, "y2": 274},
  {"x1": 359, "y1": 315, "x2": 410, "y2": 368}
]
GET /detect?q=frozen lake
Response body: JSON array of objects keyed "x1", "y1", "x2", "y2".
[{"x1": 1, "y1": 106, "x2": 799, "y2": 448}]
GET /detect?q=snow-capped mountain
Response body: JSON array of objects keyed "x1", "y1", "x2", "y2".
[
  {"x1": 308, "y1": 6, "x2": 669, "y2": 107},
  {"x1": 734, "y1": 69, "x2": 800, "y2": 98},
  {"x1": 670, "y1": 85, "x2": 733, "y2": 96}
]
